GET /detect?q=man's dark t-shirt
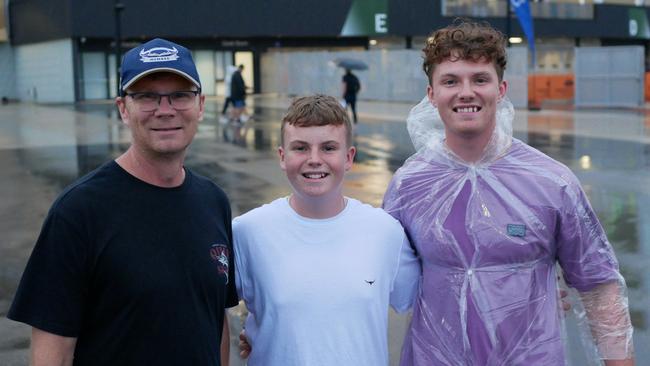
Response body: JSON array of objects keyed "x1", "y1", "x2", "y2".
[{"x1": 8, "y1": 161, "x2": 238, "y2": 365}]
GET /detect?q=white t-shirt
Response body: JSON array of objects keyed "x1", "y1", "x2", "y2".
[{"x1": 233, "y1": 197, "x2": 420, "y2": 366}]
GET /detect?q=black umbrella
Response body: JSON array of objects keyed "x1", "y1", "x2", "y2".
[{"x1": 332, "y1": 57, "x2": 368, "y2": 70}]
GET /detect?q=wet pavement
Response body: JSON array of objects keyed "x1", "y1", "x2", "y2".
[{"x1": 0, "y1": 95, "x2": 649, "y2": 365}]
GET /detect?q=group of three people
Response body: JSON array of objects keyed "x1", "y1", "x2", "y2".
[{"x1": 8, "y1": 20, "x2": 634, "y2": 365}]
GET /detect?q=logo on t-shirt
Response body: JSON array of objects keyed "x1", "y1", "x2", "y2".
[{"x1": 210, "y1": 244, "x2": 230, "y2": 284}]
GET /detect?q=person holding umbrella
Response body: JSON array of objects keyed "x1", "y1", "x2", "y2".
[
  {"x1": 334, "y1": 58, "x2": 366, "y2": 124},
  {"x1": 342, "y1": 68, "x2": 361, "y2": 123}
]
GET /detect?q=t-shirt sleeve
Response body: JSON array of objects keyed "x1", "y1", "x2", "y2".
[
  {"x1": 8, "y1": 205, "x2": 89, "y2": 337},
  {"x1": 390, "y1": 234, "x2": 421, "y2": 313},
  {"x1": 232, "y1": 218, "x2": 250, "y2": 304},
  {"x1": 556, "y1": 183, "x2": 621, "y2": 292}
]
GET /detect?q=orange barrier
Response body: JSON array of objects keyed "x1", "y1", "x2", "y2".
[{"x1": 528, "y1": 74, "x2": 574, "y2": 106}]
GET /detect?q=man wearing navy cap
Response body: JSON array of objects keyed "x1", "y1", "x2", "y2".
[{"x1": 8, "y1": 38, "x2": 238, "y2": 366}]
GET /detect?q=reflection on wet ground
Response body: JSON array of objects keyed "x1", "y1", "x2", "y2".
[{"x1": 0, "y1": 98, "x2": 648, "y2": 364}]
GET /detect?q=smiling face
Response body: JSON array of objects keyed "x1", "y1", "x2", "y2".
[
  {"x1": 427, "y1": 57, "x2": 507, "y2": 152},
  {"x1": 279, "y1": 124, "x2": 355, "y2": 207},
  {"x1": 116, "y1": 72, "x2": 205, "y2": 160}
]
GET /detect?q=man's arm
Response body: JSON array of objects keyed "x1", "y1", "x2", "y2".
[
  {"x1": 30, "y1": 327, "x2": 76, "y2": 366},
  {"x1": 220, "y1": 313, "x2": 230, "y2": 366}
]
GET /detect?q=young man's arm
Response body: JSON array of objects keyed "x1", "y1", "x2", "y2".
[
  {"x1": 220, "y1": 313, "x2": 230, "y2": 366},
  {"x1": 579, "y1": 281, "x2": 635, "y2": 365},
  {"x1": 556, "y1": 178, "x2": 634, "y2": 364},
  {"x1": 30, "y1": 327, "x2": 77, "y2": 366}
]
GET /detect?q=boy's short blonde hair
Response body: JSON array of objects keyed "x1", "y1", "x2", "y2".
[{"x1": 281, "y1": 94, "x2": 352, "y2": 147}]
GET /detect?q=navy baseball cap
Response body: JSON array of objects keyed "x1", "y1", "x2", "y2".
[{"x1": 120, "y1": 38, "x2": 201, "y2": 94}]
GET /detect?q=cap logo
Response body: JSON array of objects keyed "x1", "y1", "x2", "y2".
[{"x1": 139, "y1": 46, "x2": 179, "y2": 63}]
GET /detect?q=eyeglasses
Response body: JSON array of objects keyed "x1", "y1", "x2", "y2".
[{"x1": 125, "y1": 90, "x2": 200, "y2": 112}]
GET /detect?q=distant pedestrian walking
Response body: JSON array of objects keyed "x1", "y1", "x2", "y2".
[
  {"x1": 221, "y1": 65, "x2": 238, "y2": 116},
  {"x1": 342, "y1": 69, "x2": 361, "y2": 123},
  {"x1": 230, "y1": 64, "x2": 249, "y2": 122}
]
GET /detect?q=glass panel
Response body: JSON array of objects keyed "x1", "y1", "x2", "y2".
[
  {"x1": 442, "y1": 0, "x2": 505, "y2": 17},
  {"x1": 442, "y1": 0, "x2": 594, "y2": 19},
  {"x1": 215, "y1": 51, "x2": 233, "y2": 96},
  {"x1": 108, "y1": 54, "x2": 117, "y2": 98},
  {"x1": 194, "y1": 50, "x2": 216, "y2": 95},
  {"x1": 235, "y1": 51, "x2": 254, "y2": 93},
  {"x1": 81, "y1": 52, "x2": 108, "y2": 100}
]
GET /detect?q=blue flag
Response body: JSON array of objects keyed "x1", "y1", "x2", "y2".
[{"x1": 510, "y1": 0, "x2": 535, "y2": 65}]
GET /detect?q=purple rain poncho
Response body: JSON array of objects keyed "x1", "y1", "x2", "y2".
[{"x1": 383, "y1": 97, "x2": 634, "y2": 365}]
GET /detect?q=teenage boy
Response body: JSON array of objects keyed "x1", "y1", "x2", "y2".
[
  {"x1": 233, "y1": 94, "x2": 420, "y2": 366},
  {"x1": 8, "y1": 38, "x2": 237, "y2": 366},
  {"x1": 383, "y1": 21, "x2": 635, "y2": 365}
]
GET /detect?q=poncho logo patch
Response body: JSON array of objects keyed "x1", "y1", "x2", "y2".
[{"x1": 507, "y1": 224, "x2": 526, "y2": 237}]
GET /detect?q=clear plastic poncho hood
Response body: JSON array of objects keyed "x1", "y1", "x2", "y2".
[{"x1": 383, "y1": 96, "x2": 634, "y2": 365}]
